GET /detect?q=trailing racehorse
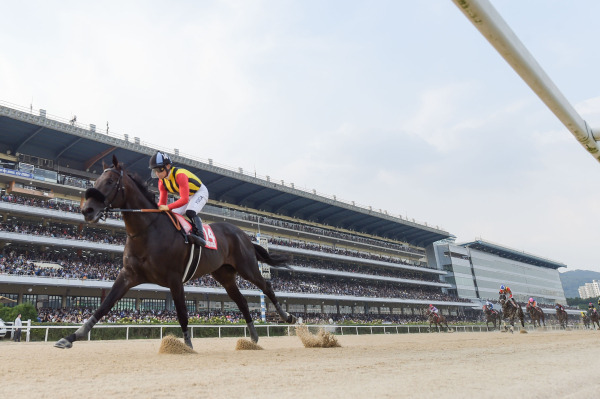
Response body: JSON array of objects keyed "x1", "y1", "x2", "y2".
[
  {"x1": 556, "y1": 308, "x2": 568, "y2": 329},
  {"x1": 425, "y1": 309, "x2": 450, "y2": 332},
  {"x1": 582, "y1": 313, "x2": 591, "y2": 329},
  {"x1": 55, "y1": 155, "x2": 296, "y2": 349},
  {"x1": 588, "y1": 310, "x2": 600, "y2": 330},
  {"x1": 482, "y1": 305, "x2": 501, "y2": 330},
  {"x1": 499, "y1": 293, "x2": 524, "y2": 332},
  {"x1": 526, "y1": 303, "x2": 545, "y2": 328}
]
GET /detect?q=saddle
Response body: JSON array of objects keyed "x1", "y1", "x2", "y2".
[{"x1": 172, "y1": 214, "x2": 217, "y2": 249}]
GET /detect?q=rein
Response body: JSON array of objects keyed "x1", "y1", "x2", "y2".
[{"x1": 106, "y1": 208, "x2": 183, "y2": 232}]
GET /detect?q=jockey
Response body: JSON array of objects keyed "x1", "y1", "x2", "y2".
[
  {"x1": 485, "y1": 300, "x2": 494, "y2": 312},
  {"x1": 429, "y1": 304, "x2": 439, "y2": 315},
  {"x1": 499, "y1": 285, "x2": 518, "y2": 308},
  {"x1": 149, "y1": 151, "x2": 208, "y2": 246},
  {"x1": 555, "y1": 303, "x2": 565, "y2": 312},
  {"x1": 528, "y1": 297, "x2": 538, "y2": 308},
  {"x1": 588, "y1": 302, "x2": 597, "y2": 316}
]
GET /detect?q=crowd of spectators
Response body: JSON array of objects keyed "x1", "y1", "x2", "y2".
[
  {"x1": 0, "y1": 193, "x2": 122, "y2": 220},
  {"x1": 290, "y1": 256, "x2": 440, "y2": 282},
  {"x1": 264, "y1": 237, "x2": 429, "y2": 269},
  {"x1": 237, "y1": 212, "x2": 425, "y2": 256},
  {"x1": 34, "y1": 307, "x2": 478, "y2": 325},
  {"x1": 1, "y1": 192, "x2": 435, "y2": 274},
  {"x1": 0, "y1": 219, "x2": 125, "y2": 245},
  {"x1": 0, "y1": 251, "x2": 120, "y2": 281},
  {"x1": 0, "y1": 247, "x2": 467, "y2": 304}
]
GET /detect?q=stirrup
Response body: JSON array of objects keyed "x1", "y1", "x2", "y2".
[{"x1": 188, "y1": 233, "x2": 206, "y2": 247}]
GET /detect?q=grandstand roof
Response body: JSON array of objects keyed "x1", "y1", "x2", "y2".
[
  {"x1": 0, "y1": 103, "x2": 451, "y2": 246},
  {"x1": 460, "y1": 239, "x2": 566, "y2": 270}
]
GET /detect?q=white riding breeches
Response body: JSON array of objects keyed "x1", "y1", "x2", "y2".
[{"x1": 172, "y1": 184, "x2": 209, "y2": 216}]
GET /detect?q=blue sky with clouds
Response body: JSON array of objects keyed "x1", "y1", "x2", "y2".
[{"x1": 2, "y1": 1, "x2": 600, "y2": 272}]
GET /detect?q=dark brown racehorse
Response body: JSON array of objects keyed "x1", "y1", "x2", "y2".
[
  {"x1": 499, "y1": 293, "x2": 524, "y2": 332},
  {"x1": 426, "y1": 309, "x2": 450, "y2": 332},
  {"x1": 588, "y1": 309, "x2": 600, "y2": 330},
  {"x1": 526, "y1": 304, "x2": 545, "y2": 328},
  {"x1": 483, "y1": 305, "x2": 501, "y2": 330},
  {"x1": 555, "y1": 307, "x2": 568, "y2": 329},
  {"x1": 55, "y1": 155, "x2": 296, "y2": 349},
  {"x1": 582, "y1": 313, "x2": 591, "y2": 329}
]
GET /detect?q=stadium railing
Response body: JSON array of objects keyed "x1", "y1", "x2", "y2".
[{"x1": 13, "y1": 322, "x2": 589, "y2": 343}]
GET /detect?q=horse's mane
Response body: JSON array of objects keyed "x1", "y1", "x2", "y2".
[{"x1": 126, "y1": 171, "x2": 157, "y2": 207}]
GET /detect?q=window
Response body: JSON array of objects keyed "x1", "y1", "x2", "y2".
[
  {"x1": 0, "y1": 293, "x2": 18, "y2": 308},
  {"x1": 67, "y1": 296, "x2": 101, "y2": 308},
  {"x1": 140, "y1": 299, "x2": 165, "y2": 311},
  {"x1": 115, "y1": 298, "x2": 136, "y2": 311}
]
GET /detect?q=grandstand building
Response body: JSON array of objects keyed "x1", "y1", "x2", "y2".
[
  {"x1": 0, "y1": 102, "x2": 571, "y2": 322},
  {"x1": 0, "y1": 102, "x2": 474, "y2": 322},
  {"x1": 431, "y1": 240, "x2": 567, "y2": 306}
]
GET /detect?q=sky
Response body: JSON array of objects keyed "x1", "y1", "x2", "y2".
[{"x1": 2, "y1": 1, "x2": 600, "y2": 273}]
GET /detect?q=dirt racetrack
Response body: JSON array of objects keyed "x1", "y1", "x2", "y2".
[{"x1": 1, "y1": 329, "x2": 599, "y2": 399}]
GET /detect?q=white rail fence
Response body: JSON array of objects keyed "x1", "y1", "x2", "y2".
[{"x1": 1, "y1": 322, "x2": 591, "y2": 343}]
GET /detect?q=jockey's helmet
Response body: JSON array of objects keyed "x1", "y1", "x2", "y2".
[
  {"x1": 500, "y1": 285, "x2": 505, "y2": 291},
  {"x1": 529, "y1": 297, "x2": 533, "y2": 303},
  {"x1": 149, "y1": 151, "x2": 172, "y2": 170},
  {"x1": 590, "y1": 302, "x2": 593, "y2": 306},
  {"x1": 429, "y1": 304, "x2": 434, "y2": 308}
]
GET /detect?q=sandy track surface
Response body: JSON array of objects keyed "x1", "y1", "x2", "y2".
[{"x1": 1, "y1": 329, "x2": 599, "y2": 398}]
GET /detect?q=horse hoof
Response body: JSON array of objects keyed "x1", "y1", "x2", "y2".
[
  {"x1": 287, "y1": 314, "x2": 297, "y2": 324},
  {"x1": 184, "y1": 339, "x2": 194, "y2": 349},
  {"x1": 54, "y1": 338, "x2": 73, "y2": 349}
]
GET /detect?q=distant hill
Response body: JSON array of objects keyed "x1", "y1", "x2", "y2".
[{"x1": 559, "y1": 270, "x2": 600, "y2": 298}]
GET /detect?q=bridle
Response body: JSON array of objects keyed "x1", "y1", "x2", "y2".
[{"x1": 84, "y1": 167, "x2": 124, "y2": 220}]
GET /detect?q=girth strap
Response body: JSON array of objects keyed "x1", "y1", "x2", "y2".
[{"x1": 182, "y1": 244, "x2": 202, "y2": 283}]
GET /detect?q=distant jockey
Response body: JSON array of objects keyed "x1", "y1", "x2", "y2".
[
  {"x1": 485, "y1": 300, "x2": 494, "y2": 312},
  {"x1": 588, "y1": 302, "x2": 597, "y2": 316},
  {"x1": 429, "y1": 304, "x2": 439, "y2": 316},
  {"x1": 528, "y1": 297, "x2": 538, "y2": 308},
  {"x1": 499, "y1": 285, "x2": 518, "y2": 309},
  {"x1": 555, "y1": 303, "x2": 565, "y2": 312}
]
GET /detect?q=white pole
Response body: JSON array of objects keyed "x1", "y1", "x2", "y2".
[
  {"x1": 257, "y1": 231, "x2": 267, "y2": 323},
  {"x1": 451, "y1": 0, "x2": 600, "y2": 162}
]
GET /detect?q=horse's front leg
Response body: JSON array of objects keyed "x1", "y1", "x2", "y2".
[
  {"x1": 169, "y1": 282, "x2": 192, "y2": 349},
  {"x1": 55, "y1": 272, "x2": 137, "y2": 349}
]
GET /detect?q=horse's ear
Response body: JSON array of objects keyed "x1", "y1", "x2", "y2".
[
  {"x1": 102, "y1": 160, "x2": 107, "y2": 170},
  {"x1": 112, "y1": 154, "x2": 119, "y2": 169}
]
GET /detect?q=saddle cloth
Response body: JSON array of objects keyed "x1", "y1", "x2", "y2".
[{"x1": 173, "y1": 214, "x2": 218, "y2": 250}]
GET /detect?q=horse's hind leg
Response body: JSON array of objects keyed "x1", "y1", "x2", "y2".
[
  {"x1": 236, "y1": 261, "x2": 295, "y2": 324},
  {"x1": 169, "y1": 282, "x2": 193, "y2": 348},
  {"x1": 212, "y1": 266, "x2": 259, "y2": 343}
]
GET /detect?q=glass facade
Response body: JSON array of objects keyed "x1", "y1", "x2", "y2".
[
  {"x1": 470, "y1": 249, "x2": 565, "y2": 304},
  {"x1": 434, "y1": 243, "x2": 566, "y2": 304}
]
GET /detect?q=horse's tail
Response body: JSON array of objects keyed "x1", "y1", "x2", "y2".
[{"x1": 253, "y1": 243, "x2": 292, "y2": 268}]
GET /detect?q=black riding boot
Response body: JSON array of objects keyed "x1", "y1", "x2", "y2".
[{"x1": 185, "y1": 210, "x2": 206, "y2": 247}]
